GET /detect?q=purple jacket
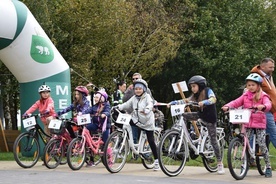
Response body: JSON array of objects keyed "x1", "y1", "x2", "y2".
[{"x1": 225, "y1": 91, "x2": 271, "y2": 129}]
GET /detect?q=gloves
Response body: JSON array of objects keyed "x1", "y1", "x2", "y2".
[
  {"x1": 170, "y1": 101, "x2": 177, "y2": 105},
  {"x1": 57, "y1": 111, "x2": 62, "y2": 116},
  {"x1": 22, "y1": 113, "x2": 30, "y2": 118}
]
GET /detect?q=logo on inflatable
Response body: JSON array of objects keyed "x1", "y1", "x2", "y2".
[{"x1": 30, "y1": 35, "x2": 54, "y2": 63}]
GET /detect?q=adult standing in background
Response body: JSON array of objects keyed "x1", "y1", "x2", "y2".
[
  {"x1": 112, "y1": 80, "x2": 127, "y2": 106},
  {"x1": 251, "y1": 58, "x2": 276, "y2": 148}
]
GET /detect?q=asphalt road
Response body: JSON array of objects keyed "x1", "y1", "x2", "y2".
[{"x1": 0, "y1": 161, "x2": 273, "y2": 184}]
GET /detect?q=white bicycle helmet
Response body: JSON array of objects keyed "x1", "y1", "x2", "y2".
[
  {"x1": 246, "y1": 73, "x2": 263, "y2": 84},
  {"x1": 38, "y1": 85, "x2": 51, "y2": 93}
]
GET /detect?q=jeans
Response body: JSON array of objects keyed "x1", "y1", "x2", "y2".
[
  {"x1": 86, "y1": 123, "x2": 110, "y2": 143},
  {"x1": 265, "y1": 112, "x2": 276, "y2": 148},
  {"x1": 131, "y1": 125, "x2": 139, "y2": 144}
]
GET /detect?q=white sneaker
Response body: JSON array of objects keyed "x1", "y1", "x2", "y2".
[
  {"x1": 217, "y1": 164, "x2": 225, "y2": 175},
  {"x1": 153, "y1": 160, "x2": 160, "y2": 171}
]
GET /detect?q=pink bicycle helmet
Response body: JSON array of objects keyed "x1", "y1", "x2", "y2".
[{"x1": 75, "y1": 86, "x2": 89, "y2": 96}]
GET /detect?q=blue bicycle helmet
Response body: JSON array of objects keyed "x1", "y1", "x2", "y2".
[{"x1": 246, "y1": 73, "x2": 263, "y2": 84}]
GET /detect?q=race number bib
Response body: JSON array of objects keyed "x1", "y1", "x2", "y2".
[
  {"x1": 116, "y1": 113, "x2": 131, "y2": 125},
  {"x1": 22, "y1": 116, "x2": 36, "y2": 128},
  {"x1": 229, "y1": 109, "x2": 251, "y2": 123},
  {"x1": 170, "y1": 105, "x2": 185, "y2": 116},
  {"x1": 77, "y1": 114, "x2": 91, "y2": 125},
  {"x1": 48, "y1": 119, "x2": 62, "y2": 129}
]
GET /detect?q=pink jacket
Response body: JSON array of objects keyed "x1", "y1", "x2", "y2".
[
  {"x1": 25, "y1": 97, "x2": 56, "y2": 124},
  {"x1": 225, "y1": 91, "x2": 271, "y2": 129}
]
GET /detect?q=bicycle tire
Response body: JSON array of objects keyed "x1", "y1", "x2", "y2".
[
  {"x1": 158, "y1": 129, "x2": 188, "y2": 177},
  {"x1": 103, "y1": 131, "x2": 129, "y2": 173},
  {"x1": 43, "y1": 139, "x2": 63, "y2": 169},
  {"x1": 67, "y1": 137, "x2": 86, "y2": 170},
  {"x1": 141, "y1": 136, "x2": 154, "y2": 169},
  {"x1": 227, "y1": 137, "x2": 248, "y2": 180},
  {"x1": 256, "y1": 155, "x2": 266, "y2": 175},
  {"x1": 13, "y1": 132, "x2": 40, "y2": 168}
]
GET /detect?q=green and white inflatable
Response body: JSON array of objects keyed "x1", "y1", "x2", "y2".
[{"x1": 0, "y1": 0, "x2": 71, "y2": 130}]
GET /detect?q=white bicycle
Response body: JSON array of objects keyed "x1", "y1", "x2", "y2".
[
  {"x1": 158, "y1": 102, "x2": 225, "y2": 176},
  {"x1": 102, "y1": 108, "x2": 156, "y2": 173}
]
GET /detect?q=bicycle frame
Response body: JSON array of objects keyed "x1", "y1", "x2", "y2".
[
  {"x1": 172, "y1": 115, "x2": 224, "y2": 158},
  {"x1": 119, "y1": 124, "x2": 147, "y2": 156},
  {"x1": 79, "y1": 126, "x2": 104, "y2": 155}
]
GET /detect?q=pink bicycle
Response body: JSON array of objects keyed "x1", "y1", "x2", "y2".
[
  {"x1": 43, "y1": 118, "x2": 76, "y2": 169},
  {"x1": 66, "y1": 114, "x2": 104, "y2": 170}
]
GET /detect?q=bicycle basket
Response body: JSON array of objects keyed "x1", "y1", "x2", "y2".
[{"x1": 50, "y1": 121, "x2": 66, "y2": 135}]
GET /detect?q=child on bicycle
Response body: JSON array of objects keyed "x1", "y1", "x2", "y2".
[
  {"x1": 221, "y1": 73, "x2": 272, "y2": 177},
  {"x1": 23, "y1": 84, "x2": 56, "y2": 136},
  {"x1": 83, "y1": 89, "x2": 111, "y2": 166},
  {"x1": 116, "y1": 79, "x2": 160, "y2": 171},
  {"x1": 168, "y1": 75, "x2": 225, "y2": 174},
  {"x1": 57, "y1": 86, "x2": 90, "y2": 139}
]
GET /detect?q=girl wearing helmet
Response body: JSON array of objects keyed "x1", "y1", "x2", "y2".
[
  {"x1": 222, "y1": 73, "x2": 272, "y2": 177},
  {"x1": 57, "y1": 86, "x2": 90, "y2": 138},
  {"x1": 23, "y1": 84, "x2": 56, "y2": 136},
  {"x1": 117, "y1": 79, "x2": 160, "y2": 171},
  {"x1": 168, "y1": 75, "x2": 225, "y2": 174},
  {"x1": 83, "y1": 89, "x2": 111, "y2": 167}
]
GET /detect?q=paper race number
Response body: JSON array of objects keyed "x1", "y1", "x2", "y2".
[
  {"x1": 77, "y1": 114, "x2": 91, "y2": 125},
  {"x1": 116, "y1": 113, "x2": 131, "y2": 125},
  {"x1": 229, "y1": 109, "x2": 251, "y2": 123},
  {"x1": 170, "y1": 105, "x2": 185, "y2": 116},
  {"x1": 22, "y1": 116, "x2": 36, "y2": 128},
  {"x1": 48, "y1": 119, "x2": 62, "y2": 129}
]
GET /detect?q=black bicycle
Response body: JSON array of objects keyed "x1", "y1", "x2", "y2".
[{"x1": 13, "y1": 114, "x2": 51, "y2": 168}]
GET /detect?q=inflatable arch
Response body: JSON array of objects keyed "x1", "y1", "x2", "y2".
[{"x1": 0, "y1": 0, "x2": 72, "y2": 129}]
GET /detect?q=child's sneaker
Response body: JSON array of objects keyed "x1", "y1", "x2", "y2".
[
  {"x1": 153, "y1": 160, "x2": 160, "y2": 171},
  {"x1": 265, "y1": 168, "x2": 272, "y2": 178},
  {"x1": 86, "y1": 161, "x2": 95, "y2": 167},
  {"x1": 217, "y1": 164, "x2": 225, "y2": 175}
]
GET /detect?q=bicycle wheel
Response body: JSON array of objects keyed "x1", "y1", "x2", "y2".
[
  {"x1": 59, "y1": 142, "x2": 68, "y2": 165},
  {"x1": 256, "y1": 156, "x2": 266, "y2": 175},
  {"x1": 43, "y1": 139, "x2": 63, "y2": 169},
  {"x1": 103, "y1": 131, "x2": 129, "y2": 173},
  {"x1": 158, "y1": 129, "x2": 188, "y2": 177},
  {"x1": 13, "y1": 132, "x2": 40, "y2": 168},
  {"x1": 141, "y1": 137, "x2": 154, "y2": 169},
  {"x1": 202, "y1": 135, "x2": 225, "y2": 172},
  {"x1": 227, "y1": 137, "x2": 248, "y2": 180},
  {"x1": 67, "y1": 137, "x2": 86, "y2": 170}
]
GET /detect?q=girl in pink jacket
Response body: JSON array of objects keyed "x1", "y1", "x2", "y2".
[
  {"x1": 23, "y1": 84, "x2": 56, "y2": 136},
  {"x1": 222, "y1": 73, "x2": 272, "y2": 177}
]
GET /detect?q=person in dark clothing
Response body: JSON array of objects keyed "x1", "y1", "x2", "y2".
[{"x1": 168, "y1": 75, "x2": 225, "y2": 175}]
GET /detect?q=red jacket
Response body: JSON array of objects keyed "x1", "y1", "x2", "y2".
[{"x1": 25, "y1": 97, "x2": 56, "y2": 124}]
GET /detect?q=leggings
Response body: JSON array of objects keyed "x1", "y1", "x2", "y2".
[
  {"x1": 183, "y1": 112, "x2": 222, "y2": 162},
  {"x1": 130, "y1": 122, "x2": 158, "y2": 160}
]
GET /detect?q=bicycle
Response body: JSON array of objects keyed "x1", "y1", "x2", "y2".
[
  {"x1": 102, "y1": 108, "x2": 155, "y2": 173},
  {"x1": 42, "y1": 117, "x2": 76, "y2": 169},
  {"x1": 217, "y1": 110, "x2": 239, "y2": 147},
  {"x1": 158, "y1": 102, "x2": 225, "y2": 177},
  {"x1": 66, "y1": 114, "x2": 105, "y2": 170},
  {"x1": 227, "y1": 108, "x2": 267, "y2": 180},
  {"x1": 13, "y1": 114, "x2": 51, "y2": 168}
]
